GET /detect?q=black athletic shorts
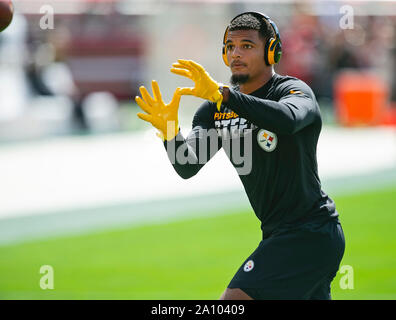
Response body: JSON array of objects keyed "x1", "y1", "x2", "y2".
[{"x1": 228, "y1": 218, "x2": 345, "y2": 300}]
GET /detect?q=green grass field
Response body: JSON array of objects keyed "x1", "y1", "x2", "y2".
[{"x1": 0, "y1": 185, "x2": 395, "y2": 300}]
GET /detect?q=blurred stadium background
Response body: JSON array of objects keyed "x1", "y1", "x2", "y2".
[{"x1": 0, "y1": 0, "x2": 395, "y2": 300}]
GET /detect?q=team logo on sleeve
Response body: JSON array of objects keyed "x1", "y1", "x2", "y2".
[
  {"x1": 257, "y1": 129, "x2": 278, "y2": 152},
  {"x1": 243, "y1": 260, "x2": 254, "y2": 272}
]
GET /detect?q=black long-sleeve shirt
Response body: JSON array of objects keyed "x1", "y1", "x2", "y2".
[{"x1": 164, "y1": 73, "x2": 339, "y2": 238}]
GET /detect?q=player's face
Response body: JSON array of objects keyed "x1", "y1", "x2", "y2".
[{"x1": 225, "y1": 29, "x2": 267, "y2": 84}]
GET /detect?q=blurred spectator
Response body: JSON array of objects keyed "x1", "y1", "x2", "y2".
[
  {"x1": 25, "y1": 25, "x2": 89, "y2": 131},
  {"x1": 277, "y1": 12, "x2": 396, "y2": 105},
  {"x1": 1, "y1": 1, "x2": 395, "y2": 142}
]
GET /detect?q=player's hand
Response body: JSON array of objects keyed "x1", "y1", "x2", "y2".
[
  {"x1": 170, "y1": 59, "x2": 223, "y2": 111},
  {"x1": 135, "y1": 80, "x2": 181, "y2": 141}
]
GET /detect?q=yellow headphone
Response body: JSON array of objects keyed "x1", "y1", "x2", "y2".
[{"x1": 222, "y1": 12, "x2": 282, "y2": 67}]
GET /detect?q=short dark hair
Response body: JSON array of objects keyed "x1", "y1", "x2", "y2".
[{"x1": 228, "y1": 13, "x2": 275, "y2": 42}]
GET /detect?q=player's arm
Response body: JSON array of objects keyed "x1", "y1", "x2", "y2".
[
  {"x1": 221, "y1": 82, "x2": 318, "y2": 135},
  {"x1": 163, "y1": 101, "x2": 221, "y2": 179},
  {"x1": 171, "y1": 59, "x2": 317, "y2": 135}
]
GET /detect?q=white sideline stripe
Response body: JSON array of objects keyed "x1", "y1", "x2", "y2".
[
  {"x1": 0, "y1": 169, "x2": 395, "y2": 246},
  {"x1": 0, "y1": 191, "x2": 250, "y2": 246},
  {"x1": 0, "y1": 126, "x2": 395, "y2": 220}
]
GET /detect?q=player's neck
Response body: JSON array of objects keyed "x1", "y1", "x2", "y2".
[{"x1": 239, "y1": 68, "x2": 275, "y2": 94}]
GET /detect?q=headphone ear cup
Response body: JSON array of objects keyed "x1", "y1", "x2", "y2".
[
  {"x1": 274, "y1": 41, "x2": 282, "y2": 64},
  {"x1": 265, "y1": 38, "x2": 282, "y2": 65},
  {"x1": 222, "y1": 27, "x2": 230, "y2": 66},
  {"x1": 264, "y1": 38, "x2": 272, "y2": 66},
  {"x1": 222, "y1": 45, "x2": 229, "y2": 66}
]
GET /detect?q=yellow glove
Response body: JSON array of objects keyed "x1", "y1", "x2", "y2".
[
  {"x1": 135, "y1": 80, "x2": 181, "y2": 141},
  {"x1": 170, "y1": 59, "x2": 223, "y2": 111}
]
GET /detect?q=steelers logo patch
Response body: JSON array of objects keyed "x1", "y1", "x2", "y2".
[
  {"x1": 243, "y1": 260, "x2": 254, "y2": 272},
  {"x1": 257, "y1": 129, "x2": 277, "y2": 152}
]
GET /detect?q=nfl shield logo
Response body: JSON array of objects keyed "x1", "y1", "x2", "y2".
[
  {"x1": 257, "y1": 129, "x2": 278, "y2": 152},
  {"x1": 243, "y1": 260, "x2": 254, "y2": 272}
]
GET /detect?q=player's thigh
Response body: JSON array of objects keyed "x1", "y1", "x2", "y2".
[
  {"x1": 227, "y1": 220, "x2": 345, "y2": 299},
  {"x1": 309, "y1": 270, "x2": 338, "y2": 300},
  {"x1": 219, "y1": 288, "x2": 253, "y2": 300}
]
